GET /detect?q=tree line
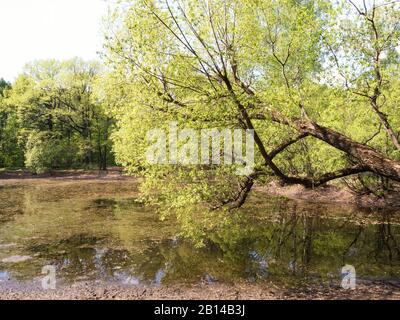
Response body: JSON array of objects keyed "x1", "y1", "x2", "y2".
[{"x1": 0, "y1": 58, "x2": 114, "y2": 173}]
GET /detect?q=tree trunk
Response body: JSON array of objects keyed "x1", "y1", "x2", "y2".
[
  {"x1": 296, "y1": 120, "x2": 400, "y2": 182},
  {"x1": 371, "y1": 102, "x2": 400, "y2": 151}
]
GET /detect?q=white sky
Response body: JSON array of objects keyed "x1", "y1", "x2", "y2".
[{"x1": 0, "y1": 0, "x2": 111, "y2": 81}]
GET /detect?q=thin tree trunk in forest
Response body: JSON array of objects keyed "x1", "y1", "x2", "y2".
[
  {"x1": 98, "y1": 140, "x2": 107, "y2": 171},
  {"x1": 102, "y1": 145, "x2": 107, "y2": 171},
  {"x1": 371, "y1": 102, "x2": 400, "y2": 151},
  {"x1": 99, "y1": 119, "x2": 109, "y2": 171}
]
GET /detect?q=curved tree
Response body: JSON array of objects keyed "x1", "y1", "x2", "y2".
[{"x1": 103, "y1": 0, "x2": 400, "y2": 213}]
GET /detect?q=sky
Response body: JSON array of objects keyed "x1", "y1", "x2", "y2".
[{"x1": 0, "y1": 0, "x2": 111, "y2": 81}]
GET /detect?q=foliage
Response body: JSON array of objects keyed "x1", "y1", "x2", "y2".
[
  {"x1": 0, "y1": 78, "x2": 25, "y2": 167},
  {"x1": 24, "y1": 131, "x2": 78, "y2": 174},
  {"x1": 101, "y1": 0, "x2": 400, "y2": 227},
  {"x1": 1, "y1": 59, "x2": 115, "y2": 172}
]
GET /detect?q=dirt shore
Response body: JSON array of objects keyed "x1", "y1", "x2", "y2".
[
  {"x1": 0, "y1": 280, "x2": 399, "y2": 300},
  {"x1": 255, "y1": 180, "x2": 400, "y2": 209},
  {"x1": 0, "y1": 168, "x2": 129, "y2": 181}
]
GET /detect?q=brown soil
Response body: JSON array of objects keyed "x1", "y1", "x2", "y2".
[
  {"x1": 0, "y1": 280, "x2": 399, "y2": 300},
  {"x1": 0, "y1": 167, "x2": 128, "y2": 181},
  {"x1": 255, "y1": 180, "x2": 400, "y2": 209},
  {"x1": 0, "y1": 168, "x2": 138, "y2": 189}
]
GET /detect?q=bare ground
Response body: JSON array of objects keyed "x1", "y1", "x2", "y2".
[
  {"x1": 255, "y1": 180, "x2": 400, "y2": 209},
  {"x1": 0, "y1": 167, "x2": 129, "y2": 182},
  {"x1": 0, "y1": 280, "x2": 399, "y2": 300}
]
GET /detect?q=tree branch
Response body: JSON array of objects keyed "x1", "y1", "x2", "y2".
[{"x1": 269, "y1": 133, "x2": 310, "y2": 160}]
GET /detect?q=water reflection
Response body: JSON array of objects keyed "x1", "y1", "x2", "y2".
[{"x1": 0, "y1": 181, "x2": 400, "y2": 288}]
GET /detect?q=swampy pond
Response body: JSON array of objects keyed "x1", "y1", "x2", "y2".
[{"x1": 1, "y1": 178, "x2": 400, "y2": 291}]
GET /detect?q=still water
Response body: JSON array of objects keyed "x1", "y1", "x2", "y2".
[{"x1": 0, "y1": 179, "x2": 400, "y2": 288}]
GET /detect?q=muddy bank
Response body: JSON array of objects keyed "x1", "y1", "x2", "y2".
[
  {"x1": 0, "y1": 280, "x2": 399, "y2": 300},
  {"x1": 0, "y1": 169, "x2": 82, "y2": 180},
  {"x1": 255, "y1": 181, "x2": 400, "y2": 209},
  {"x1": 0, "y1": 168, "x2": 128, "y2": 181},
  {"x1": 0, "y1": 168, "x2": 138, "y2": 188}
]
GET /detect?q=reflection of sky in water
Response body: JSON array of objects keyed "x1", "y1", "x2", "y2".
[
  {"x1": 154, "y1": 269, "x2": 165, "y2": 285},
  {"x1": 115, "y1": 271, "x2": 141, "y2": 285},
  {"x1": 94, "y1": 248, "x2": 110, "y2": 277},
  {"x1": 0, "y1": 270, "x2": 10, "y2": 281},
  {"x1": 114, "y1": 268, "x2": 165, "y2": 286},
  {"x1": 247, "y1": 251, "x2": 269, "y2": 282},
  {"x1": 203, "y1": 274, "x2": 218, "y2": 284}
]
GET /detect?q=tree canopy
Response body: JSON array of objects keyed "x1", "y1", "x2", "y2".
[
  {"x1": 98, "y1": 0, "x2": 400, "y2": 226},
  {"x1": 0, "y1": 58, "x2": 114, "y2": 172}
]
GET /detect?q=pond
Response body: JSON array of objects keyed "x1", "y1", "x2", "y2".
[{"x1": 0, "y1": 179, "x2": 400, "y2": 290}]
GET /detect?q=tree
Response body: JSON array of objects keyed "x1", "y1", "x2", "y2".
[
  {"x1": 4, "y1": 59, "x2": 114, "y2": 172},
  {"x1": 103, "y1": 0, "x2": 400, "y2": 215},
  {"x1": 326, "y1": 0, "x2": 400, "y2": 151},
  {"x1": 0, "y1": 78, "x2": 10, "y2": 96},
  {"x1": 0, "y1": 78, "x2": 24, "y2": 167}
]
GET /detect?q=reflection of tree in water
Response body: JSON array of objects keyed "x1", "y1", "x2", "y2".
[
  {"x1": 27, "y1": 235, "x2": 106, "y2": 281},
  {"x1": 192, "y1": 201, "x2": 400, "y2": 285},
  {"x1": 4, "y1": 199, "x2": 400, "y2": 286},
  {"x1": 373, "y1": 212, "x2": 400, "y2": 264},
  {"x1": 110, "y1": 204, "x2": 400, "y2": 286},
  {"x1": 268, "y1": 202, "x2": 315, "y2": 275}
]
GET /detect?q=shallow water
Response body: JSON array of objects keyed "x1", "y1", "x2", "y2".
[{"x1": 1, "y1": 179, "x2": 400, "y2": 289}]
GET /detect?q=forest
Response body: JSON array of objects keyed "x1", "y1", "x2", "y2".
[{"x1": 0, "y1": 59, "x2": 113, "y2": 172}]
